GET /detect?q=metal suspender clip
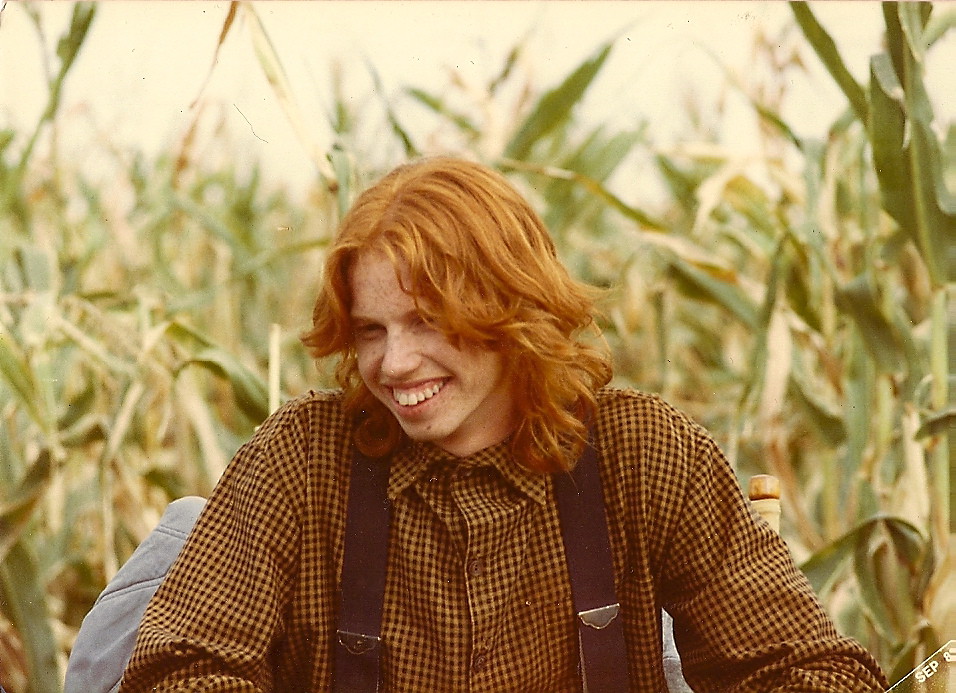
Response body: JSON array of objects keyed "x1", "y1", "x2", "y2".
[
  {"x1": 577, "y1": 603, "x2": 621, "y2": 630},
  {"x1": 337, "y1": 630, "x2": 382, "y2": 656}
]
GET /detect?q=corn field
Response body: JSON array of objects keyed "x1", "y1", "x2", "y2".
[{"x1": 1, "y1": 2, "x2": 953, "y2": 691}]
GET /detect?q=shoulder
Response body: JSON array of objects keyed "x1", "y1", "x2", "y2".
[
  {"x1": 595, "y1": 387, "x2": 703, "y2": 447},
  {"x1": 248, "y1": 389, "x2": 348, "y2": 447},
  {"x1": 592, "y1": 388, "x2": 725, "y2": 565},
  {"x1": 593, "y1": 386, "x2": 723, "y2": 491},
  {"x1": 230, "y1": 390, "x2": 351, "y2": 492}
]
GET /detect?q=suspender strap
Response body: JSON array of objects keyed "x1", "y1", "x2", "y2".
[
  {"x1": 333, "y1": 447, "x2": 391, "y2": 693},
  {"x1": 554, "y1": 437, "x2": 631, "y2": 692},
  {"x1": 335, "y1": 435, "x2": 629, "y2": 692}
]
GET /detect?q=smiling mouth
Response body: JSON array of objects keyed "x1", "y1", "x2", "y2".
[{"x1": 392, "y1": 380, "x2": 445, "y2": 407}]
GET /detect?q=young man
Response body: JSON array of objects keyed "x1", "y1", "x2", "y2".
[{"x1": 118, "y1": 157, "x2": 887, "y2": 691}]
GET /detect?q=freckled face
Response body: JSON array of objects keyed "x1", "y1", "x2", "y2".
[{"x1": 349, "y1": 251, "x2": 516, "y2": 457}]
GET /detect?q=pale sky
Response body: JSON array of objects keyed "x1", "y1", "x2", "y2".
[{"x1": 1, "y1": 2, "x2": 952, "y2": 198}]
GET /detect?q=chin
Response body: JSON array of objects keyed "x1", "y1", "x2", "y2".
[{"x1": 399, "y1": 424, "x2": 443, "y2": 443}]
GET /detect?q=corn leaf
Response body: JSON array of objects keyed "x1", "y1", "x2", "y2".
[
  {"x1": 868, "y1": 4, "x2": 955, "y2": 286},
  {"x1": 790, "y1": 2, "x2": 867, "y2": 122},
  {"x1": 800, "y1": 518, "x2": 874, "y2": 596},
  {"x1": 924, "y1": 5, "x2": 956, "y2": 46},
  {"x1": 907, "y1": 104, "x2": 956, "y2": 286},
  {"x1": 0, "y1": 332, "x2": 44, "y2": 427},
  {"x1": 329, "y1": 145, "x2": 353, "y2": 220},
  {"x1": 0, "y1": 542, "x2": 61, "y2": 692},
  {"x1": 800, "y1": 515, "x2": 926, "y2": 597},
  {"x1": 504, "y1": 41, "x2": 612, "y2": 160},
  {"x1": 17, "y1": 2, "x2": 96, "y2": 178},
  {"x1": 895, "y1": 2, "x2": 933, "y2": 61},
  {"x1": 842, "y1": 336, "x2": 872, "y2": 481},
  {"x1": 0, "y1": 451, "x2": 52, "y2": 563},
  {"x1": 489, "y1": 41, "x2": 524, "y2": 95},
  {"x1": 502, "y1": 157, "x2": 667, "y2": 231},
  {"x1": 189, "y1": 2, "x2": 239, "y2": 109},
  {"x1": 833, "y1": 274, "x2": 906, "y2": 373},
  {"x1": 915, "y1": 408, "x2": 956, "y2": 439},
  {"x1": 405, "y1": 87, "x2": 480, "y2": 137},
  {"x1": 241, "y1": 2, "x2": 336, "y2": 188},
  {"x1": 540, "y1": 126, "x2": 645, "y2": 234},
  {"x1": 179, "y1": 348, "x2": 269, "y2": 423},
  {"x1": 788, "y1": 362, "x2": 847, "y2": 448},
  {"x1": 367, "y1": 61, "x2": 418, "y2": 159},
  {"x1": 869, "y1": 54, "x2": 914, "y2": 233},
  {"x1": 666, "y1": 257, "x2": 759, "y2": 328}
]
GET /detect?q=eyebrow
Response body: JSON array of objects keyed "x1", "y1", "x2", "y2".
[{"x1": 349, "y1": 308, "x2": 421, "y2": 324}]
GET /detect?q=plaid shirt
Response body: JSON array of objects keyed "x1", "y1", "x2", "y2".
[{"x1": 119, "y1": 388, "x2": 887, "y2": 692}]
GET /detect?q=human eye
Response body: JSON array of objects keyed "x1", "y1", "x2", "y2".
[
  {"x1": 410, "y1": 314, "x2": 441, "y2": 337},
  {"x1": 352, "y1": 321, "x2": 384, "y2": 343}
]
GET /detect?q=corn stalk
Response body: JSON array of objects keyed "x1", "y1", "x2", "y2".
[{"x1": 2, "y1": 2, "x2": 952, "y2": 688}]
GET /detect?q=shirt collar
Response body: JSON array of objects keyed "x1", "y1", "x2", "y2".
[{"x1": 387, "y1": 438, "x2": 550, "y2": 506}]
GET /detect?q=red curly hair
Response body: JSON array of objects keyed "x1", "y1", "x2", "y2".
[{"x1": 301, "y1": 157, "x2": 611, "y2": 472}]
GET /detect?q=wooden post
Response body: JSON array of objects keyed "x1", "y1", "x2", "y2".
[{"x1": 748, "y1": 474, "x2": 781, "y2": 534}]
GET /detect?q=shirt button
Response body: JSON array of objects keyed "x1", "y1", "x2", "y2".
[
  {"x1": 473, "y1": 651, "x2": 489, "y2": 671},
  {"x1": 467, "y1": 558, "x2": 484, "y2": 577}
]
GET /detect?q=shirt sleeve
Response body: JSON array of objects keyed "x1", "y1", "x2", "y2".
[
  {"x1": 117, "y1": 434, "x2": 302, "y2": 693},
  {"x1": 656, "y1": 419, "x2": 888, "y2": 692}
]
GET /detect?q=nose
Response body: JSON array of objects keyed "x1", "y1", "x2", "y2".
[{"x1": 381, "y1": 329, "x2": 420, "y2": 380}]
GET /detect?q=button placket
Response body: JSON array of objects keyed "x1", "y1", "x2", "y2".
[{"x1": 450, "y1": 458, "x2": 537, "y2": 689}]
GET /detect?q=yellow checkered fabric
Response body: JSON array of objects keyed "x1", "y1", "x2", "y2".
[{"x1": 118, "y1": 388, "x2": 887, "y2": 692}]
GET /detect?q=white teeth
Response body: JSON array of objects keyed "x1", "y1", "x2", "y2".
[{"x1": 393, "y1": 381, "x2": 443, "y2": 407}]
